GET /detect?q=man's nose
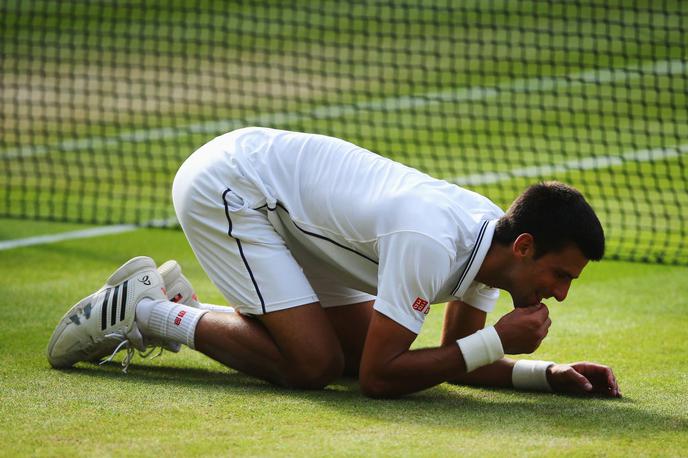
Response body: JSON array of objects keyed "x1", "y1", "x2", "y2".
[{"x1": 553, "y1": 282, "x2": 571, "y2": 302}]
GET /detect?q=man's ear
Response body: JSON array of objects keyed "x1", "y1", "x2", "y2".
[{"x1": 512, "y1": 233, "x2": 535, "y2": 258}]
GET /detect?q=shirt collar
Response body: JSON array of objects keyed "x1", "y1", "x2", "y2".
[{"x1": 451, "y1": 219, "x2": 497, "y2": 297}]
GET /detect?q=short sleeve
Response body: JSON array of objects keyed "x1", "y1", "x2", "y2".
[
  {"x1": 374, "y1": 232, "x2": 452, "y2": 334},
  {"x1": 460, "y1": 281, "x2": 500, "y2": 312}
]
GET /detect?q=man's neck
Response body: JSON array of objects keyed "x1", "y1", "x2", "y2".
[{"x1": 474, "y1": 241, "x2": 513, "y2": 290}]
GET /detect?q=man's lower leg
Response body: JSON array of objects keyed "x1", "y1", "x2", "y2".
[
  {"x1": 194, "y1": 304, "x2": 346, "y2": 389},
  {"x1": 194, "y1": 311, "x2": 288, "y2": 385}
]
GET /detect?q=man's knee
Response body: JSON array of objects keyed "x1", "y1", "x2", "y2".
[
  {"x1": 258, "y1": 302, "x2": 347, "y2": 389},
  {"x1": 282, "y1": 347, "x2": 345, "y2": 389}
]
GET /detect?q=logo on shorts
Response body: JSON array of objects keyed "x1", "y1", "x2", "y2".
[
  {"x1": 174, "y1": 310, "x2": 187, "y2": 326},
  {"x1": 412, "y1": 297, "x2": 430, "y2": 315}
]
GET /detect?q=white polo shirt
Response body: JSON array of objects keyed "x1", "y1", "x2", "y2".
[{"x1": 203, "y1": 127, "x2": 504, "y2": 334}]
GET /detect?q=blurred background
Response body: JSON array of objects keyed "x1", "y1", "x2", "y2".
[{"x1": 2, "y1": 0, "x2": 686, "y2": 264}]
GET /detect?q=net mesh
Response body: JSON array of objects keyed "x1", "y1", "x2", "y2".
[{"x1": 1, "y1": 1, "x2": 686, "y2": 264}]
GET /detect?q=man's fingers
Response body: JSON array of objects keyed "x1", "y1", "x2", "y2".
[
  {"x1": 574, "y1": 362, "x2": 621, "y2": 397},
  {"x1": 606, "y1": 367, "x2": 621, "y2": 397},
  {"x1": 541, "y1": 317, "x2": 552, "y2": 332},
  {"x1": 524, "y1": 303, "x2": 549, "y2": 329},
  {"x1": 534, "y1": 318, "x2": 551, "y2": 347},
  {"x1": 590, "y1": 369, "x2": 617, "y2": 397},
  {"x1": 532, "y1": 303, "x2": 549, "y2": 316},
  {"x1": 535, "y1": 314, "x2": 551, "y2": 336},
  {"x1": 605, "y1": 368, "x2": 615, "y2": 387},
  {"x1": 522, "y1": 303, "x2": 548, "y2": 315},
  {"x1": 572, "y1": 370, "x2": 593, "y2": 392}
]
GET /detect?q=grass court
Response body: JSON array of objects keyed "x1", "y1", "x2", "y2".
[
  {"x1": 0, "y1": 219, "x2": 686, "y2": 456},
  {"x1": 1, "y1": 1, "x2": 687, "y2": 456}
]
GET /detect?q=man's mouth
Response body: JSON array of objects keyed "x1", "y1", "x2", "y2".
[
  {"x1": 528, "y1": 295, "x2": 542, "y2": 307},
  {"x1": 513, "y1": 293, "x2": 542, "y2": 308}
]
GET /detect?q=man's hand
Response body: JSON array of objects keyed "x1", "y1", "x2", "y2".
[
  {"x1": 494, "y1": 303, "x2": 551, "y2": 354},
  {"x1": 547, "y1": 362, "x2": 621, "y2": 397}
]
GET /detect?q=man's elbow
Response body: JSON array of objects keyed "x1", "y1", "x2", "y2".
[{"x1": 359, "y1": 372, "x2": 398, "y2": 399}]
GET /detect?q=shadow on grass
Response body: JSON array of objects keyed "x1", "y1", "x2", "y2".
[{"x1": 63, "y1": 361, "x2": 686, "y2": 438}]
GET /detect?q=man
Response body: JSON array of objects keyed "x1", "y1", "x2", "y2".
[{"x1": 47, "y1": 127, "x2": 621, "y2": 398}]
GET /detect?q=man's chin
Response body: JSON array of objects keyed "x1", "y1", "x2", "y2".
[
  {"x1": 513, "y1": 297, "x2": 541, "y2": 308},
  {"x1": 512, "y1": 299, "x2": 529, "y2": 308}
]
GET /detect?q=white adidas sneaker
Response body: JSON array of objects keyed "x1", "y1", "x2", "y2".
[{"x1": 47, "y1": 256, "x2": 166, "y2": 370}]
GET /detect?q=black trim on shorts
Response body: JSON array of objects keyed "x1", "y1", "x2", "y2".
[
  {"x1": 269, "y1": 202, "x2": 379, "y2": 265},
  {"x1": 222, "y1": 188, "x2": 266, "y2": 314},
  {"x1": 451, "y1": 219, "x2": 489, "y2": 296}
]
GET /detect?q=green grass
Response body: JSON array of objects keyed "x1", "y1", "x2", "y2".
[
  {"x1": 1, "y1": 220, "x2": 687, "y2": 456},
  {"x1": 1, "y1": 6, "x2": 686, "y2": 456},
  {"x1": 2, "y1": 0, "x2": 687, "y2": 266}
]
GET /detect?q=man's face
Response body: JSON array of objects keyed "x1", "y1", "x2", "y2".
[{"x1": 509, "y1": 239, "x2": 589, "y2": 308}]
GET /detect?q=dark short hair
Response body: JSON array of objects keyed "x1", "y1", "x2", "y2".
[{"x1": 493, "y1": 181, "x2": 605, "y2": 260}]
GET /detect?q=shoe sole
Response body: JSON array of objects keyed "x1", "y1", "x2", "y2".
[{"x1": 47, "y1": 256, "x2": 158, "y2": 368}]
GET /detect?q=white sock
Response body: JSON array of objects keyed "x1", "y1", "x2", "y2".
[
  {"x1": 136, "y1": 298, "x2": 208, "y2": 349},
  {"x1": 197, "y1": 302, "x2": 235, "y2": 313}
]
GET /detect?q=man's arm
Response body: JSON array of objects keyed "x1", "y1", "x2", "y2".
[
  {"x1": 358, "y1": 311, "x2": 468, "y2": 397},
  {"x1": 442, "y1": 300, "x2": 516, "y2": 388},
  {"x1": 441, "y1": 300, "x2": 621, "y2": 397},
  {"x1": 358, "y1": 303, "x2": 551, "y2": 398}
]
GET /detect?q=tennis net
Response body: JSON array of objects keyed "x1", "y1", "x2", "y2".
[{"x1": 1, "y1": 1, "x2": 686, "y2": 264}]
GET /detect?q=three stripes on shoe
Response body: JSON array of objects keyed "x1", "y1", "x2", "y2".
[
  {"x1": 99, "y1": 281, "x2": 129, "y2": 330},
  {"x1": 68, "y1": 281, "x2": 129, "y2": 330}
]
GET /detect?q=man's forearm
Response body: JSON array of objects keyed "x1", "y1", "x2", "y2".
[
  {"x1": 449, "y1": 357, "x2": 516, "y2": 388},
  {"x1": 441, "y1": 301, "x2": 516, "y2": 388},
  {"x1": 361, "y1": 303, "x2": 548, "y2": 397},
  {"x1": 360, "y1": 342, "x2": 474, "y2": 397},
  {"x1": 360, "y1": 311, "x2": 487, "y2": 397}
]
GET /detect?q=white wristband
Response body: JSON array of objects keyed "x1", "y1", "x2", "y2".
[
  {"x1": 512, "y1": 360, "x2": 554, "y2": 392},
  {"x1": 456, "y1": 326, "x2": 505, "y2": 372}
]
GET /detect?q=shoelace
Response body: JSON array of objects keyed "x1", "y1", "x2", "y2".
[{"x1": 99, "y1": 332, "x2": 164, "y2": 373}]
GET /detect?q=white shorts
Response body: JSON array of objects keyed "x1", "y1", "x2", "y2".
[{"x1": 172, "y1": 135, "x2": 375, "y2": 316}]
